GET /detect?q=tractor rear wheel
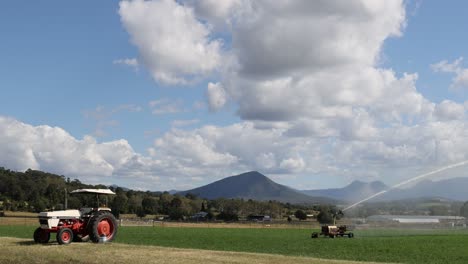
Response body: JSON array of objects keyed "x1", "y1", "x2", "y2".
[
  {"x1": 57, "y1": 228, "x2": 73, "y2": 245},
  {"x1": 88, "y1": 211, "x2": 118, "y2": 243},
  {"x1": 33, "y1": 227, "x2": 50, "y2": 244}
]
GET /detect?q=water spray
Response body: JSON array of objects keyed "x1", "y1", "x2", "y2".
[{"x1": 342, "y1": 160, "x2": 468, "y2": 211}]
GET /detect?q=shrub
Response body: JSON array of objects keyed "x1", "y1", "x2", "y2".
[
  {"x1": 217, "y1": 211, "x2": 239, "y2": 222},
  {"x1": 294, "y1": 210, "x2": 307, "y2": 220}
]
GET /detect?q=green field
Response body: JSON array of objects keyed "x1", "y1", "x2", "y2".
[{"x1": 1, "y1": 225, "x2": 468, "y2": 263}]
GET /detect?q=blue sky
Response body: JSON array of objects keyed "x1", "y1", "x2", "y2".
[
  {"x1": 383, "y1": 0, "x2": 467, "y2": 103},
  {"x1": 0, "y1": 0, "x2": 239, "y2": 152},
  {"x1": 1, "y1": 0, "x2": 468, "y2": 191}
]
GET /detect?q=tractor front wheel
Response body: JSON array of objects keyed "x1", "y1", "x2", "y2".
[
  {"x1": 57, "y1": 228, "x2": 73, "y2": 245},
  {"x1": 33, "y1": 227, "x2": 50, "y2": 244},
  {"x1": 88, "y1": 211, "x2": 118, "y2": 243}
]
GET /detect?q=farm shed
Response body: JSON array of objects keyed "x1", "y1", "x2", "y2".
[{"x1": 367, "y1": 215, "x2": 465, "y2": 224}]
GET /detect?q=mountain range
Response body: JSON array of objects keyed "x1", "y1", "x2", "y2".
[
  {"x1": 300, "y1": 180, "x2": 388, "y2": 203},
  {"x1": 378, "y1": 177, "x2": 468, "y2": 201},
  {"x1": 176, "y1": 171, "x2": 468, "y2": 204},
  {"x1": 177, "y1": 171, "x2": 335, "y2": 204}
]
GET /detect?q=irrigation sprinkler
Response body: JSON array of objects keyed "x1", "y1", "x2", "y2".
[{"x1": 311, "y1": 160, "x2": 468, "y2": 239}]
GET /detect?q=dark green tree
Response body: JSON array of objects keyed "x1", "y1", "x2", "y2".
[
  {"x1": 185, "y1": 193, "x2": 198, "y2": 200},
  {"x1": 142, "y1": 197, "x2": 158, "y2": 214},
  {"x1": 127, "y1": 195, "x2": 143, "y2": 214},
  {"x1": 111, "y1": 194, "x2": 128, "y2": 218},
  {"x1": 32, "y1": 198, "x2": 47, "y2": 213},
  {"x1": 429, "y1": 205, "x2": 449, "y2": 216},
  {"x1": 168, "y1": 208, "x2": 185, "y2": 220},
  {"x1": 136, "y1": 206, "x2": 146, "y2": 218},
  {"x1": 460, "y1": 201, "x2": 468, "y2": 217},
  {"x1": 294, "y1": 209, "x2": 307, "y2": 220},
  {"x1": 216, "y1": 211, "x2": 239, "y2": 221},
  {"x1": 317, "y1": 210, "x2": 333, "y2": 224},
  {"x1": 66, "y1": 196, "x2": 82, "y2": 209},
  {"x1": 316, "y1": 206, "x2": 343, "y2": 224},
  {"x1": 171, "y1": 197, "x2": 182, "y2": 208}
]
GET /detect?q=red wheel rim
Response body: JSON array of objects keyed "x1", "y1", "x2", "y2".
[
  {"x1": 97, "y1": 218, "x2": 114, "y2": 238},
  {"x1": 61, "y1": 231, "x2": 71, "y2": 242}
]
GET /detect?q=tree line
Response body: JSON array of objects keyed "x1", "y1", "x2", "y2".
[
  {"x1": 0, "y1": 167, "x2": 341, "y2": 222},
  {"x1": 4, "y1": 167, "x2": 462, "y2": 222}
]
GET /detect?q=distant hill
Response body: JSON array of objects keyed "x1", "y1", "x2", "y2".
[
  {"x1": 177, "y1": 171, "x2": 335, "y2": 204},
  {"x1": 301, "y1": 180, "x2": 388, "y2": 203},
  {"x1": 379, "y1": 177, "x2": 468, "y2": 201},
  {"x1": 167, "y1": 189, "x2": 179, "y2": 195},
  {"x1": 299, "y1": 177, "x2": 468, "y2": 203}
]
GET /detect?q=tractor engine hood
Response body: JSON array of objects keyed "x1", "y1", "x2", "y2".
[
  {"x1": 38, "y1": 210, "x2": 81, "y2": 229},
  {"x1": 38, "y1": 210, "x2": 81, "y2": 219}
]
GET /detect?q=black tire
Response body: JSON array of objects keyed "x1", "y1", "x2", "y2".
[
  {"x1": 329, "y1": 234, "x2": 335, "y2": 238},
  {"x1": 88, "y1": 211, "x2": 118, "y2": 243},
  {"x1": 311, "y1": 232, "x2": 319, "y2": 238},
  {"x1": 57, "y1": 228, "x2": 73, "y2": 245},
  {"x1": 348, "y1": 232, "x2": 354, "y2": 238},
  {"x1": 33, "y1": 227, "x2": 50, "y2": 244}
]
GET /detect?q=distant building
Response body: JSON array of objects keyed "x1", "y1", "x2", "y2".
[
  {"x1": 247, "y1": 215, "x2": 271, "y2": 222},
  {"x1": 191, "y1": 212, "x2": 208, "y2": 221},
  {"x1": 367, "y1": 215, "x2": 465, "y2": 224}
]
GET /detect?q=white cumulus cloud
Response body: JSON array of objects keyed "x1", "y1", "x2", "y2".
[
  {"x1": 119, "y1": 0, "x2": 222, "y2": 84},
  {"x1": 206, "y1": 82, "x2": 227, "y2": 111},
  {"x1": 149, "y1": 98, "x2": 184, "y2": 115},
  {"x1": 0, "y1": 116, "x2": 123, "y2": 181},
  {"x1": 3, "y1": 110, "x2": 468, "y2": 190},
  {"x1": 434, "y1": 100, "x2": 465, "y2": 121},
  {"x1": 9, "y1": 1, "x2": 468, "y2": 190},
  {"x1": 187, "y1": 0, "x2": 244, "y2": 30},
  {"x1": 113, "y1": 58, "x2": 139, "y2": 71},
  {"x1": 432, "y1": 57, "x2": 468, "y2": 90}
]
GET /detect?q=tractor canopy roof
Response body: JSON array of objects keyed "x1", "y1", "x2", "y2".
[{"x1": 70, "y1": 189, "x2": 116, "y2": 195}]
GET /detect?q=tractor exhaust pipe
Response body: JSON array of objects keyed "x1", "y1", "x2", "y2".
[{"x1": 64, "y1": 188, "x2": 68, "y2": 210}]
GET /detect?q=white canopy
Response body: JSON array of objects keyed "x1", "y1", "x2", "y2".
[{"x1": 70, "y1": 189, "x2": 116, "y2": 195}]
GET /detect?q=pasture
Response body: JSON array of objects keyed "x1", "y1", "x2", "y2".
[
  {"x1": 1, "y1": 225, "x2": 468, "y2": 263},
  {"x1": 0, "y1": 237, "x2": 379, "y2": 264}
]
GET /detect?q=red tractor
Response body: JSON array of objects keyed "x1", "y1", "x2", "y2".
[{"x1": 33, "y1": 189, "x2": 118, "y2": 245}]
